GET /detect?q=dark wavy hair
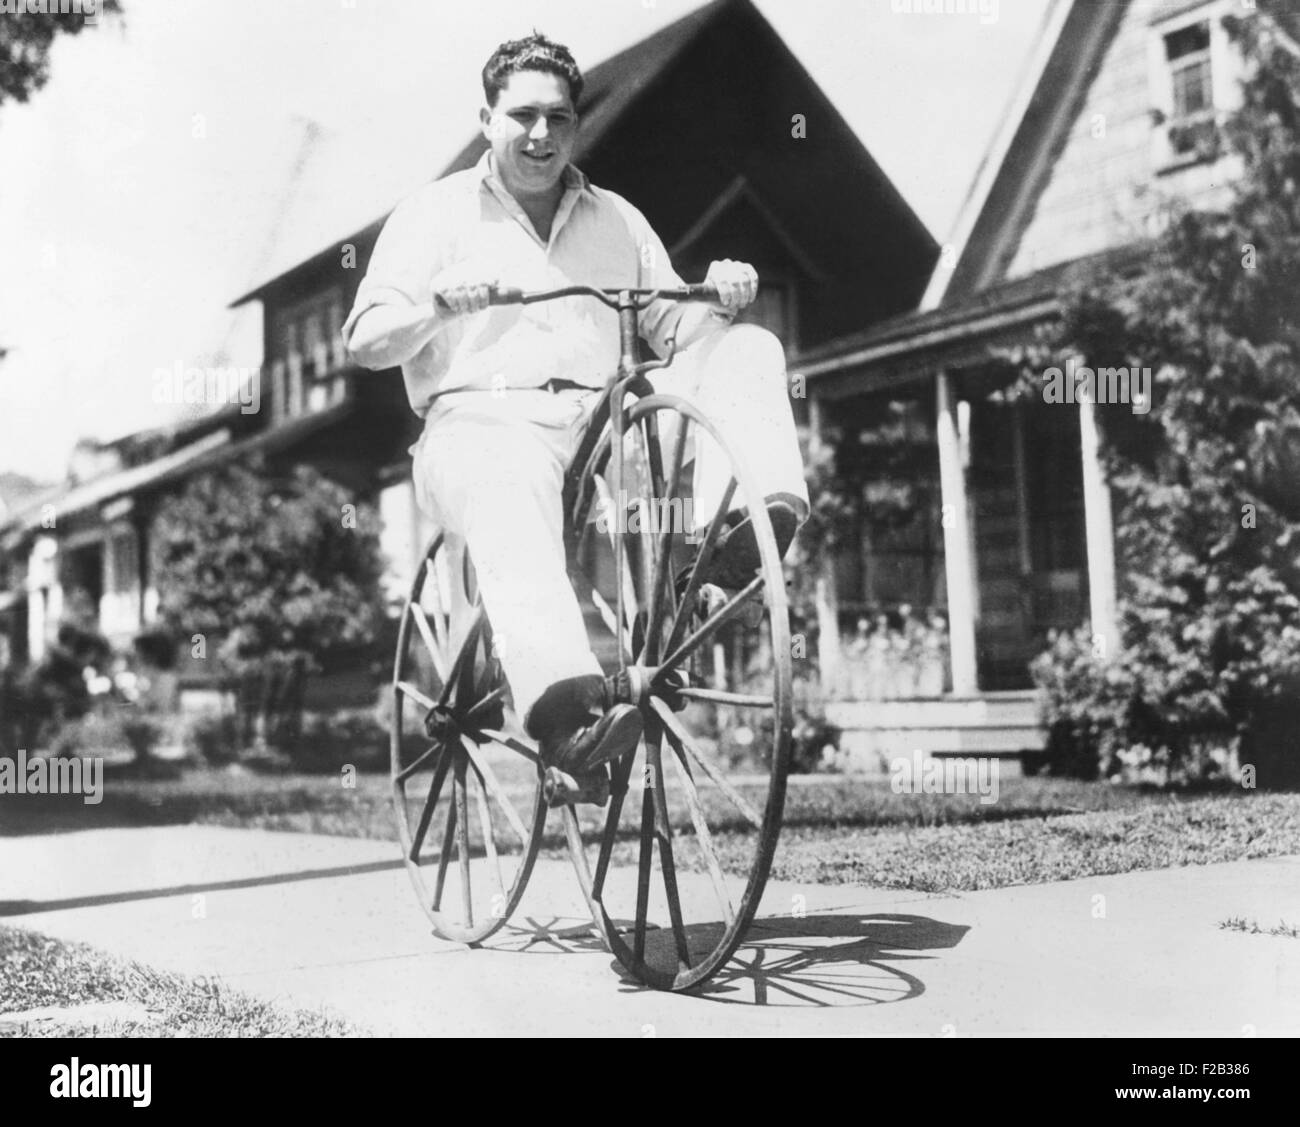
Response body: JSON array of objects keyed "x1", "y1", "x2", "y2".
[{"x1": 482, "y1": 32, "x2": 584, "y2": 108}]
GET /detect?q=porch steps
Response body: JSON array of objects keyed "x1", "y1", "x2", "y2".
[{"x1": 825, "y1": 691, "x2": 1045, "y2": 773}]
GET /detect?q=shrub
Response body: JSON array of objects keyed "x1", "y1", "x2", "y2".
[
  {"x1": 150, "y1": 456, "x2": 388, "y2": 754},
  {"x1": 47, "y1": 707, "x2": 164, "y2": 762},
  {"x1": 184, "y1": 711, "x2": 241, "y2": 767},
  {"x1": 293, "y1": 709, "x2": 389, "y2": 772},
  {"x1": 1031, "y1": 624, "x2": 1243, "y2": 783}
]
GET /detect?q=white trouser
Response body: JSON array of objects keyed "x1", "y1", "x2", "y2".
[{"x1": 412, "y1": 324, "x2": 809, "y2": 729}]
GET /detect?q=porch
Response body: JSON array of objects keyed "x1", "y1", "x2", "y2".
[{"x1": 795, "y1": 258, "x2": 1123, "y2": 767}]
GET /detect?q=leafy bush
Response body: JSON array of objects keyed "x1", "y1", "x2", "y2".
[
  {"x1": 183, "y1": 711, "x2": 241, "y2": 767},
  {"x1": 1031, "y1": 623, "x2": 1245, "y2": 784},
  {"x1": 4, "y1": 617, "x2": 112, "y2": 753},
  {"x1": 150, "y1": 456, "x2": 388, "y2": 754},
  {"x1": 293, "y1": 709, "x2": 389, "y2": 772},
  {"x1": 47, "y1": 707, "x2": 165, "y2": 762}
]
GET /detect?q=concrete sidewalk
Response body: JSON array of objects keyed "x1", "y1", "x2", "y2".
[{"x1": 2, "y1": 825, "x2": 1297, "y2": 1036}]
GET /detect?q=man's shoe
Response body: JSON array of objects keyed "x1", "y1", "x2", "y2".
[
  {"x1": 543, "y1": 763, "x2": 611, "y2": 808},
  {"x1": 678, "y1": 499, "x2": 800, "y2": 594},
  {"x1": 539, "y1": 702, "x2": 643, "y2": 775}
]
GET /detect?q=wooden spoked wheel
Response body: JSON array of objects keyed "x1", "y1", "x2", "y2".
[
  {"x1": 563, "y1": 393, "x2": 794, "y2": 991},
  {"x1": 391, "y1": 533, "x2": 547, "y2": 945}
]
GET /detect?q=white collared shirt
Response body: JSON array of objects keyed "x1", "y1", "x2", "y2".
[{"x1": 343, "y1": 152, "x2": 695, "y2": 416}]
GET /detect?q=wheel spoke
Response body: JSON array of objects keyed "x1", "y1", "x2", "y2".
[
  {"x1": 665, "y1": 478, "x2": 738, "y2": 656},
  {"x1": 647, "y1": 724, "x2": 692, "y2": 970},
  {"x1": 438, "y1": 608, "x2": 484, "y2": 707},
  {"x1": 651, "y1": 697, "x2": 763, "y2": 830},
  {"x1": 642, "y1": 419, "x2": 690, "y2": 662},
  {"x1": 587, "y1": 585, "x2": 636, "y2": 664},
  {"x1": 632, "y1": 781, "x2": 655, "y2": 964},
  {"x1": 664, "y1": 738, "x2": 735, "y2": 929},
  {"x1": 474, "y1": 729, "x2": 541, "y2": 765},
  {"x1": 593, "y1": 746, "x2": 638, "y2": 899},
  {"x1": 465, "y1": 685, "x2": 505, "y2": 722},
  {"x1": 409, "y1": 744, "x2": 452, "y2": 862},
  {"x1": 658, "y1": 576, "x2": 764, "y2": 673},
  {"x1": 675, "y1": 687, "x2": 774, "y2": 708},
  {"x1": 461, "y1": 739, "x2": 531, "y2": 845},
  {"x1": 396, "y1": 741, "x2": 440, "y2": 784},
  {"x1": 397, "y1": 679, "x2": 437, "y2": 712},
  {"x1": 454, "y1": 756, "x2": 473, "y2": 927},
  {"x1": 409, "y1": 604, "x2": 448, "y2": 683},
  {"x1": 424, "y1": 552, "x2": 450, "y2": 626},
  {"x1": 432, "y1": 786, "x2": 458, "y2": 911},
  {"x1": 464, "y1": 742, "x2": 505, "y2": 904},
  {"x1": 561, "y1": 804, "x2": 609, "y2": 950}
]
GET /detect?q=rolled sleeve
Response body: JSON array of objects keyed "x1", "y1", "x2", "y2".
[{"x1": 342, "y1": 192, "x2": 444, "y2": 348}]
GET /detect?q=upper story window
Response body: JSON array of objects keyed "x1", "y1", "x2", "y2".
[
  {"x1": 1148, "y1": 3, "x2": 1244, "y2": 173},
  {"x1": 1166, "y1": 21, "x2": 1213, "y2": 124},
  {"x1": 268, "y1": 288, "x2": 350, "y2": 421}
]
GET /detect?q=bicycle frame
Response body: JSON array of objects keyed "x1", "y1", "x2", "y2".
[{"x1": 487, "y1": 283, "x2": 726, "y2": 677}]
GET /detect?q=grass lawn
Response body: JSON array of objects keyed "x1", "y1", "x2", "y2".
[
  {"x1": 5, "y1": 762, "x2": 1298, "y2": 894},
  {"x1": 0, "y1": 925, "x2": 367, "y2": 1037}
]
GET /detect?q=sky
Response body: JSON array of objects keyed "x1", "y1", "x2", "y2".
[{"x1": 0, "y1": 0, "x2": 1047, "y2": 483}]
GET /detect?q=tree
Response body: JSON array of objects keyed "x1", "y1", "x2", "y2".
[
  {"x1": 149, "y1": 457, "x2": 388, "y2": 754},
  {"x1": 1028, "y1": 0, "x2": 1300, "y2": 782},
  {"x1": 0, "y1": 2, "x2": 121, "y2": 108}
]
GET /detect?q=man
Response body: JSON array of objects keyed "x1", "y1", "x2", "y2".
[{"x1": 345, "y1": 33, "x2": 808, "y2": 791}]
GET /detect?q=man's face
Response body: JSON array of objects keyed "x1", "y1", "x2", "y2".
[{"x1": 480, "y1": 70, "x2": 578, "y2": 201}]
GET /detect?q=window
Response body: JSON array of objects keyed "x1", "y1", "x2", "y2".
[
  {"x1": 1166, "y1": 21, "x2": 1213, "y2": 125},
  {"x1": 269, "y1": 288, "x2": 348, "y2": 419},
  {"x1": 1149, "y1": 8, "x2": 1238, "y2": 170}
]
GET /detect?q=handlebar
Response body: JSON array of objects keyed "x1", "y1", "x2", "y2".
[{"x1": 486, "y1": 281, "x2": 721, "y2": 309}]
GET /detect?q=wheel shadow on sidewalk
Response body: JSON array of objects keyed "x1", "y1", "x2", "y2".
[
  {"x1": 490, "y1": 910, "x2": 967, "y2": 1006},
  {"x1": 691, "y1": 912, "x2": 967, "y2": 1006}
]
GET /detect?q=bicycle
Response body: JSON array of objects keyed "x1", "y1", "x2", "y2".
[{"x1": 390, "y1": 281, "x2": 793, "y2": 991}]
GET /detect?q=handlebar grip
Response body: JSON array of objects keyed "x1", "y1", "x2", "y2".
[{"x1": 683, "y1": 282, "x2": 720, "y2": 301}]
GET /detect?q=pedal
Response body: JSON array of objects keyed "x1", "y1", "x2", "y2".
[{"x1": 543, "y1": 765, "x2": 611, "y2": 808}]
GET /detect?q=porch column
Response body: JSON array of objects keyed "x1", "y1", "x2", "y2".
[
  {"x1": 936, "y1": 371, "x2": 978, "y2": 695},
  {"x1": 1079, "y1": 397, "x2": 1118, "y2": 657},
  {"x1": 807, "y1": 395, "x2": 844, "y2": 696}
]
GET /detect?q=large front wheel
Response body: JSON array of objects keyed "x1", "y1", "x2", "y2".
[{"x1": 565, "y1": 393, "x2": 794, "y2": 991}]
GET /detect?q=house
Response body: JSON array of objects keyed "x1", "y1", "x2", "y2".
[
  {"x1": 0, "y1": 0, "x2": 935, "y2": 717},
  {"x1": 800, "y1": 0, "x2": 1252, "y2": 768}
]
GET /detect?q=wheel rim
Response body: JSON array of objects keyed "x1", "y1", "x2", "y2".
[
  {"x1": 565, "y1": 393, "x2": 793, "y2": 991},
  {"x1": 391, "y1": 533, "x2": 547, "y2": 945}
]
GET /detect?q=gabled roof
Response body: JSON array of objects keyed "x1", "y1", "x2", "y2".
[
  {"x1": 921, "y1": 0, "x2": 1132, "y2": 310},
  {"x1": 795, "y1": 244, "x2": 1143, "y2": 385},
  {"x1": 231, "y1": 2, "x2": 733, "y2": 309},
  {"x1": 235, "y1": 0, "x2": 936, "y2": 336}
]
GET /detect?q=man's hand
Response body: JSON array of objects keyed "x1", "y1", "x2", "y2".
[
  {"x1": 705, "y1": 259, "x2": 759, "y2": 313},
  {"x1": 432, "y1": 260, "x2": 501, "y2": 316}
]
